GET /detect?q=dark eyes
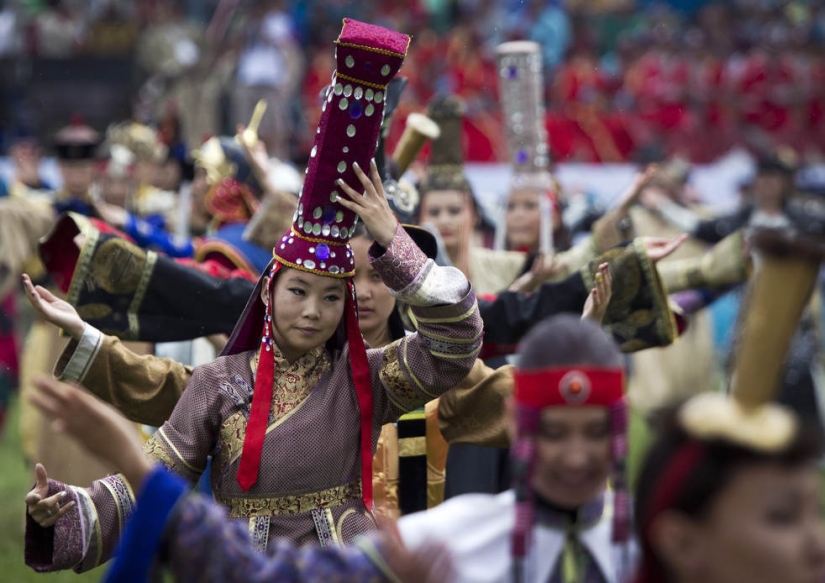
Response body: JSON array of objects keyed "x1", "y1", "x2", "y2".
[
  {"x1": 290, "y1": 288, "x2": 341, "y2": 302},
  {"x1": 371, "y1": 272, "x2": 383, "y2": 281}
]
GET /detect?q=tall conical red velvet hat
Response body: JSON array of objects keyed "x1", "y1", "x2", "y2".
[{"x1": 229, "y1": 19, "x2": 410, "y2": 511}]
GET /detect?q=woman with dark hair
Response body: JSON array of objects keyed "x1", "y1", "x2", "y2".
[
  {"x1": 634, "y1": 401, "x2": 825, "y2": 583},
  {"x1": 396, "y1": 314, "x2": 635, "y2": 582},
  {"x1": 633, "y1": 226, "x2": 825, "y2": 583},
  {"x1": 23, "y1": 20, "x2": 482, "y2": 575}
]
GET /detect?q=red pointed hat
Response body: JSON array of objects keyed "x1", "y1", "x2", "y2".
[
  {"x1": 273, "y1": 19, "x2": 410, "y2": 277},
  {"x1": 231, "y1": 19, "x2": 410, "y2": 509}
]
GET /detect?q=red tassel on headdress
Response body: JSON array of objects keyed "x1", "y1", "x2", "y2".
[
  {"x1": 237, "y1": 264, "x2": 281, "y2": 491},
  {"x1": 346, "y1": 280, "x2": 374, "y2": 511}
]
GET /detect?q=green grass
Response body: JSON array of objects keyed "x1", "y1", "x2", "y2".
[{"x1": 0, "y1": 394, "x2": 102, "y2": 582}]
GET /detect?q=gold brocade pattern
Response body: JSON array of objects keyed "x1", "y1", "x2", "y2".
[
  {"x1": 217, "y1": 411, "x2": 248, "y2": 470},
  {"x1": 144, "y1": 433, "x2": 200, "y2": 481},
  {"x1": 216, "y1": 481, "x2": 362, "y2": 518},
  {"x1": 379, "y1": 342, "x2": 420, "y2": 414},
  {"x1": 268, "y1": 346, "x2": 329, "y2": 420},
  {"x1": 221, "y1": 346, "x2": 330, "y2": 469},
  {"x1": 580, "y1": 239, "x2": 676, "y2": 352}
]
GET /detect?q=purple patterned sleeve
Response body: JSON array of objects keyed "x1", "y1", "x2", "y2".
[
  {"x1": 369, "y1": 223, "x2": 429, "y2": 292},
  {"x1": 25, "y1": 475, "x2": 136, "y2": 573},
  {"x1": 164, "y1": 495, "x2": 390, "y2": 583}
]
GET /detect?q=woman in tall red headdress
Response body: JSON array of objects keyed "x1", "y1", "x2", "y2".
[{"x1": 23, "y1": 19, "x2": 482, "y2": 575}]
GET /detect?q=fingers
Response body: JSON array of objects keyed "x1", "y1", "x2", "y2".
[
  {"x1": 27, "y1": 490, "x2": 75, "y2": 528},
  {"x1": 35, "y1": 285, "x2": 59, "y2": 304},
  {"x1": 336, "y1": 176, "x2": 364, "y2": 204},
  {"x1": 28, "y1": 375, "x2": 68, "y2": 418},
  {"x1": 35, "y1": 463, "x2": 49, "y2": 491},
  {"x1": 670, "y1": 233, "x2": 689, "y2": 251},
  {"x1": 369, "y1": 158, "x2": 383, "y2": 194},
  {"x1": 351, "y1": 161, "x2": 373, "y2": 194}
]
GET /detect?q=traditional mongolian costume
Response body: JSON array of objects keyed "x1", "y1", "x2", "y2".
[{"x1": 25, "y1": 19, "x2": 483, "y2": 573}]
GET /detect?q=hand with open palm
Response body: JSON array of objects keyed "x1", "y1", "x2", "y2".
[{"x1": 22, "y1": 274, "x2": 85, "y2": 339}]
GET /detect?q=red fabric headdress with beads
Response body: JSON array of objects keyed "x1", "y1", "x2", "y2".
[{"x1": 231, "y1": 19, "x2": 410, "y2": 514}]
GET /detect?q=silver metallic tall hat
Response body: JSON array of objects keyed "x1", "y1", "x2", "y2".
[{"x1": 496, "y1": 41, "x2": 552, "y2": 189}]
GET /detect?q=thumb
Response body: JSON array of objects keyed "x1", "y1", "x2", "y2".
[{"x1": 35, "y1": 463, "x2": 49, "y2": 492}]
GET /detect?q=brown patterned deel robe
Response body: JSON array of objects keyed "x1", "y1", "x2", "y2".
[{"x1": 25, "y1": 225, "x2": 483, "y2": 573}]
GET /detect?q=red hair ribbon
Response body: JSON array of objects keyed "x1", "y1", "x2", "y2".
[{"x1": 634, "y1": 441, "x2": 706, "y2": 583}]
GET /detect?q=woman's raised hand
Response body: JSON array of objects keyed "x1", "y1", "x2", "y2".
[
  {"x1": 22, "y1": 274, "x2": 85, "y2": 340},
  {"x1": 26, "y1": 375, "x2": 153, "y2": 491},
  {"x1": 581, "y1": 263, "x2": 612, "y2": 324},
  {"x1": 336, "y1": 159, "x2": 397, "y2": 249},
  {"x1": 25, "y1": 463, "x2": 75, "y2": 528}
]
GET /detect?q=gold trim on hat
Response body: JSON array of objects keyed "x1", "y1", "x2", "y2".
[
  {"x1": 335, "y1": 72, "x2": 389, "y2": 91},
  {"x1": 335, "y1": 40, "x2": 410, "y2": 58},
  {"x1": 271, "y1": 255, "x2": 355, "y2": 279}
]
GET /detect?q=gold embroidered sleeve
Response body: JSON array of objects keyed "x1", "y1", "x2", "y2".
[{"x1": 581, "y1": 238, "x2": 678, "y2": 352}]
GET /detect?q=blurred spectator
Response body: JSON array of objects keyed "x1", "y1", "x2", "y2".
[
  {"x1": 2, "y1": 0, "x2": 825, "y2": 165},
  {"x1": 32, "y1": 0, "x2": 88, "y2": 58},
  {"x1": 232, "y1": 0, "x2": 303, "y2": 159}
]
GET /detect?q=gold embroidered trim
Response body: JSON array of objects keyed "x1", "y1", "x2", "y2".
[
  {"x1": 66, "y1": 228, "x2": 101, "y2": 307},
  {"x1": 99, "y1": 478, "x2": 126, "y2": 535},
  {"x1": 402, "y1": 339, "x2": 437, "y2": 399},
  {"x1": 335, "y1": 508, "x2": 357, "y2": 541},
  {"x1": 75, "y1": 487, "x2": 104, "y2": 568},
  {"x1": 216, "y1": 480, "x2": 362, "y2": 518},
  {"x1": 381, "y1": 342, "x2": 425, "y2": 412},
  {"x1": 430, "y1": 346, "x2": 483, "y2": 360},
  {"x1": 126, "y1": 250, "x2": 158, "y2": 340},
  {"x1": 335, "y1": 40, "x2": 409, "y2": 58},
  {"x1": 334, "y1": 72, "x2": 388, "y2": 90},
  {"x1": 228, "y1": 348, "x2": 329, "y2": 466},
  {"x1": 408, "y1": 302, "x2": 479, "y2": 324},
  {"x1": 399, "y1": 436, "x2": 426, "y2": 457},
  {"x1": 152, "y1": 427, "x2": 206, "y2": 475},
  {"x1": 633, "y1": 237, "x2": 678, "y2": 344},
  {"x1": 417, "y1": 328, "x2": 484, "y2": 344}
]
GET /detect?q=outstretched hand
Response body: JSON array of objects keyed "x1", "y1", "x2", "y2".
[
  {"x1": 508, "y1": 253, "x2": 563, "y2": 293},
  {"x1": 643, "y1": 234, "x2": 688, "y2": 263},
  {"x1": 582, "y1": 263, "x2": 612, "y2": 324},
  {"x1": 26, "y1": 375, "x2": 152, "y2": 491},
  {"x1": 618, "y1": 164, "x2": 658, "y2": 212},
  {"x1": 22, "y1": 274, "x2": 85, "y2": 339},
  {"x1": 336, "y1": 159, "x2": 397, "y2": 248},
  {"x1": 25, "y1": 463, "x2": 75, "y2": 528}
]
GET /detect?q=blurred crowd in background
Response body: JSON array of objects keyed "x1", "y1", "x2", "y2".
[{"x1": 2, "y1": 0, "x2": 825, "y2": 165}]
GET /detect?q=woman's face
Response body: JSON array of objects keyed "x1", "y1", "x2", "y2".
[
  {"x1": 505, "y1": 188, "x2": 542, "y2": 251},
  {"x1": 672, "y1": 464, "x2": 825, "y2": 583},
  {"x1": 58, "y1": 160, "x2": 96, "y2": 196},
  {"x1": 419, "y1": 190, "x2": 474, "y2": 252},
  {"x1": 351, "y1": 236, "x2": 396, "y2": 345},
  {"x1": 265, "y1": 267, "x2": 346, "y2": 361},
  {"x1": 532, "y1": 406, "x2": 612, "y2": 509}
]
